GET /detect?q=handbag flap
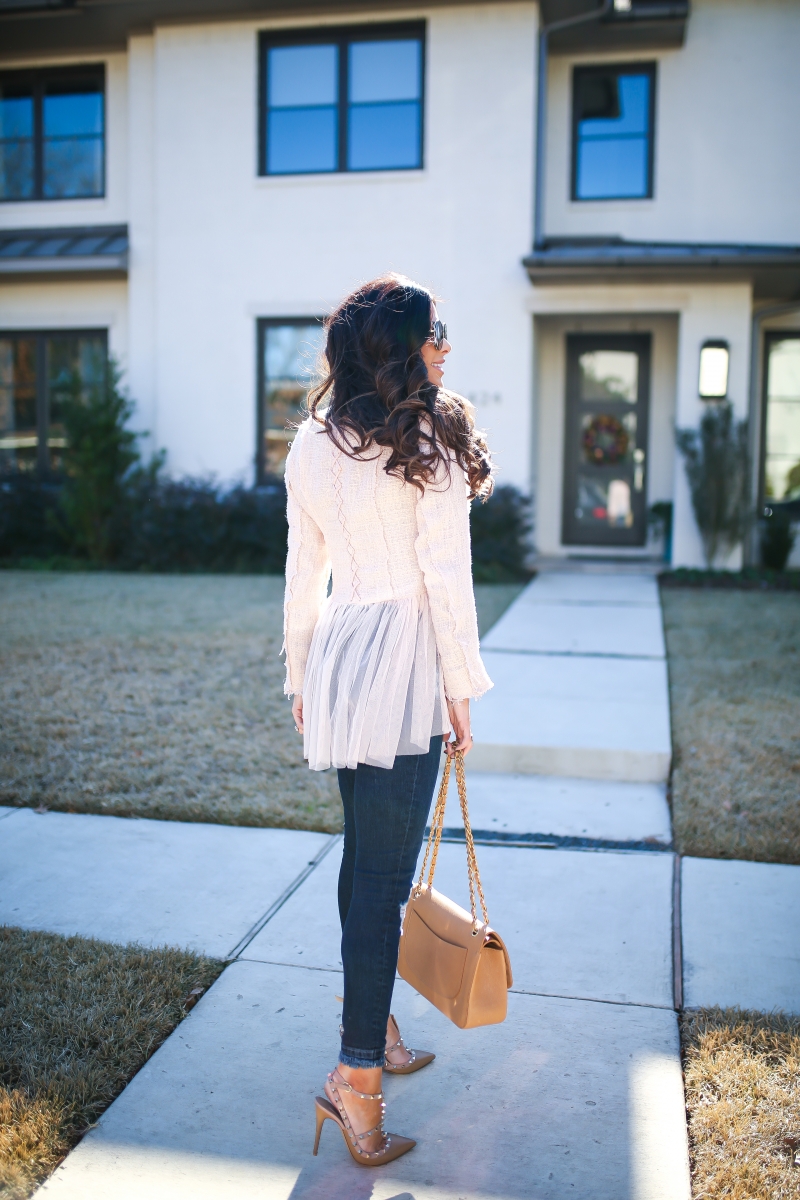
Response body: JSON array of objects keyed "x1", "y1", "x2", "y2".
[{"x1": 402, "y1": 907, "x2": 468, "y2": 1000}]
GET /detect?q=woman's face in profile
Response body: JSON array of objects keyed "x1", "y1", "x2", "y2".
[{"x1": 419, "y1": 305, "x2": 451, "y2": 387}]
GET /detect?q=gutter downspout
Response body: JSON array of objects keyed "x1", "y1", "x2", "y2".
[
  {"x1": 533, "y1": 0, "x2": 612, "y2": 250},
  {"x1": 744, "y1": 299, "x2": 800, "y2": 565}
]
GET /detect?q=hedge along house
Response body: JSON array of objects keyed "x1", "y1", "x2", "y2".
[{"x1": 0, "y1": 0, "x2": 799, "y2": 568}]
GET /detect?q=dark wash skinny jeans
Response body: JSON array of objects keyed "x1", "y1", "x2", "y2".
[{"x1": 337, "y1": 736, "x2": 442, "y2": 1069}]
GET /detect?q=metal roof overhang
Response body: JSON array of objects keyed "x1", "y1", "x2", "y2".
[
  {"x1": 2, "y1": 0, "x2": 510, "y2": 54},
  {"x1": 522, "y1": 240, "x2": 800, "y2": 300},
  {"x1": 0, "y1": 224, "x2": 128, "y2": 280}
]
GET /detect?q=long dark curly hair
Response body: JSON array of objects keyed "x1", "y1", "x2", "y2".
[{"x1": 308, "y1": 274, "x2": 493, "y2": 499}]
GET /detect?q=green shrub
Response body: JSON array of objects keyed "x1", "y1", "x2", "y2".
[
  {"x1": 58, "y1": 360, "x2": 140, "y2": 563},
  {"x1": 676, "y1": 401, "x2": 750, "y2": 568},
  {"x1": 470, "y1": 485, "x2": 533, "y2": 582}
]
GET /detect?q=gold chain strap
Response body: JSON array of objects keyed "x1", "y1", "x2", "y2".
[{"x1": 414, "y1": 750, "x2": 489, "y2": 928}]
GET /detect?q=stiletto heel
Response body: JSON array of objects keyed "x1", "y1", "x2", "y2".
[
  {"x1": 312, "y1": 1099, "x2": 327, "y2": 1155},
  {"x1": 312, "y1": 1070, "x2": 415, "y2": 1166}
]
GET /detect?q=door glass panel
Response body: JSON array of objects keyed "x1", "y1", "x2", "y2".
[
  {"x1": 261, "y1": 322, "x2": 324, "y2": 476},
  {"x1": 564, "y1": 337, "x2": 650, "y2": 547},
  {"x1": 0, "y1": 337, "x2": 37, "y2": 472},
  {"x1": 579, "y1": 350, "x2": 638, "y2": 402},
  {"x1": 764, "y1": 336, "x2": 800, "y2": 502}
]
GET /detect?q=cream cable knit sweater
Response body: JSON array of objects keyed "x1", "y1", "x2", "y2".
[{"x1": 283, "y1": 418, "x2": 492, "y2": 771}]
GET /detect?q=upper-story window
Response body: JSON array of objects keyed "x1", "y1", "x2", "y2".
[
  {"x1": 572, "y1": 63, "x2": 655, "y2": 201},
  {"x1": 0, "y1": 66, "x2": 105, "y2": 203},
  {"x1": 260, "y1": 23, "x2": 424, "y2": 176}
]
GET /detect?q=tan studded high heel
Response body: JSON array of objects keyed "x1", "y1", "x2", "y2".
[
  {"x1": 312, "y1": 1069, "x2": 416, "y2": 1166},
  {"x1": 383, "y1": 1013, "x2": 436, "y2": 1075}
]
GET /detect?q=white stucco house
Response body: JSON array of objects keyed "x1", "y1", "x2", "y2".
[{"x1": 1, "y1": 0, "x2": 799, "y2": 567}]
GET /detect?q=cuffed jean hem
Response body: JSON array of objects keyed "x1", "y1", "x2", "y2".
[{"x1": 339, "y1": 1045, "x2": 386, "y2": 1069}]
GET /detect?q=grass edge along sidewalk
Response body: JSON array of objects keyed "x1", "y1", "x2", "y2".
[
  {"x1": 0, "y1": 926, "x2": 223, "y2": 1200},
  {"x1": 680, "y1": 1007, "x2": 800, "y2": 1199}
]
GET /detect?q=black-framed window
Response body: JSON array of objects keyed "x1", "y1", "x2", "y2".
[
  {"x1": 257, "y1": 318, "x2": 325, "y2": 480},
  {"x1": 0, "y1": 65, "x2": 105, "y2": 202},
  {"x1": 572, "y1": 63, "x2": 655, "y2": 201},
  {"x1": 259, "y1": 23, "x2": 424, "y2": 176},
  {"x1": 0, "y1": 330, "x2": 107, "y2": 475}
]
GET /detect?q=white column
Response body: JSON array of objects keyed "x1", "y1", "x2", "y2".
[{"x1": 126, "y1": 34, "x2": 158, "y2": 460}]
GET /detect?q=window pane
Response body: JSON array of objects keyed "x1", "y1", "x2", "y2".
[
  {"x1": 43, "y1": 89, "x2": 103, "y2": 136},
  {"x1": 268, "y1": 45, "x2": 337, "y2": 107},
  {"x1": 348, "y1": 101, "x2": 420, "y2": 170},
  {"x1": 262, "y1": 323, "x2": 324, "y2": 475},
  {"x1": 268, "y1": 108, "x2": 337, "y2": 174},
  {"x1": 764, "y1": 337, "x2": 800, "y2": 502},
  {"x1": 576, "y1": 135, "x2": 648, "y2": 200},
  {"x1": 46, "y1": 334, "x2": 106, "y2": 471},
  {"x1": 0, "y1": 91, "x2": 34, "y2": 200},
  {"x1": 0, "y1": 337, "x2": 38, "y2": 473},
  {"x1": 575, "y1": 71, "x2": 651, "y2": 200},
  {"x1": 349, "y1": 40, "x2": 420, "y2": 103},
  {"x1": 42, "y1": 87, "x2": 104, "y2": 198}
]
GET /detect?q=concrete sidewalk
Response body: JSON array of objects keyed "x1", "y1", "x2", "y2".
[
  {"x1": 6, "y1": 570, "x2": 793, "y2": 1198},
  {"x1": 471, "y1": 572, "x2": 671, "y2": 782}
]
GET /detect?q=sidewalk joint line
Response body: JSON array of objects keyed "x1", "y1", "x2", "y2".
[
  {"x1": 509, "y1": 986, "x2": 674, "y2": 1011},
  {"x1": 482, "y1": 647, "x2": 664, "y2": 661},
  {"x1": 0, "y1": 808, "x2": 22, "y2": 822},
  {"x1": 672, "y1": 852, "x2": 684, "y2": 1011},
  {"x1": 225, "y1": 833, "x2": 342, "y2": 961}
]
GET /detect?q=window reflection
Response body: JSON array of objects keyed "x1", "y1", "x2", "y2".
[
  {"x1": 0, "y1": 70, "x2": 104, "y2": 201},
  {"x1": 579, "y1": 350, "x2": 638, "y2": 403},
  {"x1": 574, "y1": 67, "x2": 653, "y2": 200},
  {"x1": 260, "y1": 321, "x2": 325, "y2": 477},
  {"x1": 764, "y1": 336, "x2": 800, "y2": 502},
  {"x1": 0, "y1": 331, "x2": 106, "y2": 474}
]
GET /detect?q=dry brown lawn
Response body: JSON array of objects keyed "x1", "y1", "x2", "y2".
[
  {"x1": 681, "y1": 1008, "x2": 800, "y2": 1199},
  {"x1": 661, "y1": 588, "x2": 800, "y2": 864},
  {"x1": 0, "y1": 572, "x2": 521, "y2": 832},
  {"x1": 0, "y1": 926, "x2": 223, "y2": 1200}
]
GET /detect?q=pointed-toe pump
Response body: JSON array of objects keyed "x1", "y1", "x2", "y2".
[
  {"x1": 312, "y1": 1070, "x2": 416, "y2": 1166},
  {"x1": 383, "y1": 1013, "x2": 436, "y2": 1076}
]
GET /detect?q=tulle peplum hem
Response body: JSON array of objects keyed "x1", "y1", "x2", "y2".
[{"x1": 302, "y1": 594, "x2": 447, "y2": 771}]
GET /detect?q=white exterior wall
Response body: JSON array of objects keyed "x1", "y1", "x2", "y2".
[
  {"x1": 543, "y1": 0, "x2": 800, "y2": 245},
  {"x1": 133, "y1": 3, "x2": 537, "y2": 484},
  {"x1": 0, "y1": 280, "x2": 128, "y2": 363}
]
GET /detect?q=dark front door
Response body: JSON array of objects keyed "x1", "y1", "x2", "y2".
[{"x1": 562, "y1": 334, "x2": 651, "y2": 547}]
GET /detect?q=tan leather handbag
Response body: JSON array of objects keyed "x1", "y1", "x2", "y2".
[{"x1": 398, "y1": 750, "x2": 512, "y2": 1029}]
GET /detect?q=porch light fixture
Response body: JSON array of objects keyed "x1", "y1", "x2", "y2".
[
  {"x1": 698, "y1": 340, "x2": 729, "y2": 399},
  {"x1": 613, "y1": 0, "x2": 632, "y2": 10}
]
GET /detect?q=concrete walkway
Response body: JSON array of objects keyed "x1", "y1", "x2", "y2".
[{"x1": 0, "y1": 570, "x2": 794, "y2": 1198}]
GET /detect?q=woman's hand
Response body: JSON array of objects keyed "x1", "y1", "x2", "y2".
[
  {"x1": 292, "y1": 694, "x2": 304, "y2": 734},
  {"x1": 444, "y1": 698, "x2": 472, "y2": 757}
]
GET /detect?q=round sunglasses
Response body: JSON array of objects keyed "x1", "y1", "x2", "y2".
[{"x1": 428, "y1": 320, "x2": 448, "y2": 351}]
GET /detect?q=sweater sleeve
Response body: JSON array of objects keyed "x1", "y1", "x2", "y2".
[
  {"x1": 283, "y1": 435, "x2": 331, "y2": 696},
  {"x1": 414, "y1": 454, "x2": 493, "y2": 702}
]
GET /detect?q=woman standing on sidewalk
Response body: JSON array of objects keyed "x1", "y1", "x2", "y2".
[{"x1": 283, "y1": 274, "x2": 493, "y2": 1166}]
